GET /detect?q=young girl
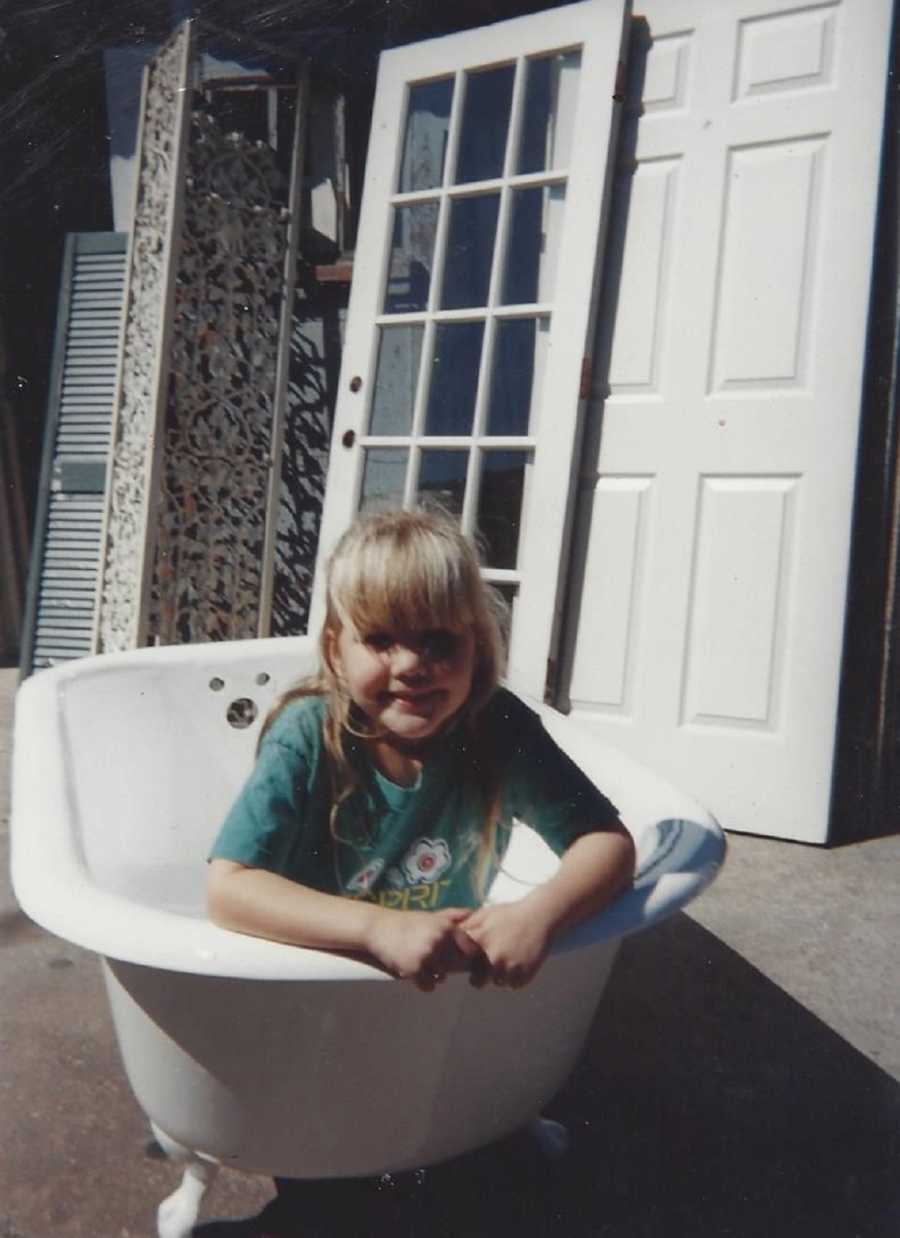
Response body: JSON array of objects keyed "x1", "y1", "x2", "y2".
[
  {"x1": 205, "y1": 506, "x2": 635, "y2": 1236},
  {"x1": 208, "y1": 506, "x2": 634, "y2": 992}
]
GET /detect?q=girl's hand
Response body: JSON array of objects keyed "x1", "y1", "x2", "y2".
[
  {"x1": 365, "y1": 906, "x2": 473, "y2": 991},
  {"x1": 460, "y1": 828, "x2": 636, "y2": 989},
  {"x1": 458, "y1": 902, "x2": 554, "y2": 990}
]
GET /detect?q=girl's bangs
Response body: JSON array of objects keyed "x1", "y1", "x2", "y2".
[{"x1": 331, "y1": 536, "x2": 478, "y2": 635}]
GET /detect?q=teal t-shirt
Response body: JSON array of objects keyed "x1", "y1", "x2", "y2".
[{"x1": 210, "y1": 688, "x2": 618, "y2": 910}]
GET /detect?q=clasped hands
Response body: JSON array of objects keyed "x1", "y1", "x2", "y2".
[{"x1": 367, "y1": 900, "x2": 553, "y2": 993}]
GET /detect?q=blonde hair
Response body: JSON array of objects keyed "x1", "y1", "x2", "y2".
[{"x1": 263, "y1": 506, "x2": 508, "y2": 896}]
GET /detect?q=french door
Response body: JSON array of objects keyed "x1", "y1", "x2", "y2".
[{"x1": 311, "y1": 0, "x2": 629, "y2": 700}]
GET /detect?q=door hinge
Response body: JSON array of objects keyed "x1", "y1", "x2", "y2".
[
  {"x1": 613, "y1": 60, "x2": 627, "y2": 103},
  {"x1": 545, "y1": 656, "x2": 558, "y2": 704}
]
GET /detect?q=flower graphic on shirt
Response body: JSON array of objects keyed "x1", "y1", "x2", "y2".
[
  {"x1": 401, "y1": 838, "x2": 451, "y2": 885},
  {"x1": 346, "y1": 858, "x2": 385, "y2": 894}
]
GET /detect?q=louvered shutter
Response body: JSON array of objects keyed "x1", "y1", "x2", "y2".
[{"x1": 21, "y1": 233, "x2": 127, "y2": 675}]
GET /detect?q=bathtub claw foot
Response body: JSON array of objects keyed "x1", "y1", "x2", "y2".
[
  {"x1": 528, "y1": 1116, "x2": 570, "y2": 1160},
  {"x1": 157, "y1": 1159, "x2": 219, "y2": 1238},
  {"x1": 152, "y1": 1123, "x2": 219, "y2": 1238}
]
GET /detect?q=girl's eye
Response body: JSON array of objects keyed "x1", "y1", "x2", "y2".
[
  {"x1": 423, "y1": 629, "x2": 459, "y2": 660},
  {"x1": 364, "y1": 632, "x2": 394, "y2": 652}
]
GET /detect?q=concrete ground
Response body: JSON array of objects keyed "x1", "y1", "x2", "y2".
[{"x1": 1, "y1": 663, "x2": 899, "y2": 1237}]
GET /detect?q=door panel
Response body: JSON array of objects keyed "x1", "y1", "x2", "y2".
[
  {"x1": 561, "y1": 0, "x2": 893, "y2": 841},
  {"x1": 311, "y1": 1, "x2": 630, "y2": 699}
]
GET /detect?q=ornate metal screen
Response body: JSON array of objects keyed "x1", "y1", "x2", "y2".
[
  {"x1": 95, "y1": 23, "x2": 323, "y2": 651},
  {"x1": 148, "y1": 110, "x2": 292, "y2": 644},
  {"x1": 270, "y1": 286, "x2": 336, "y2": 636}
]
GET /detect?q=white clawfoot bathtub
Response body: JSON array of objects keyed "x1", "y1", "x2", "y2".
[{"x1": 11, "y1": 637, "x2": 725, "y2": 1237}]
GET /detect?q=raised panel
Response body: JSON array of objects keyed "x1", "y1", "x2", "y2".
[
  {"x1": 710, "y1": 136, "x2": 826, "y2": 392},
  {"x1": 642, "y1": 30, "x2": 694, "y2": 114},
  {"x1": 681, "y1": 476, "x2": 798, "y2": 728},
  {"x1": 734, "y1": 3, "x2": 838, "y2": 101},
  {"x1": 569, "y1": 477, "x2": 652, "y2": 713},
  {"x1": 608, "y1": 158, "x2": 680, "y2": 394}
]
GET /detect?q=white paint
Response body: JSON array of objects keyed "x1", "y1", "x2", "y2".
[
  {"x1": 311, "y1": 1, "x2": 630, "y2": 701},
  {"x1": 569, "y1": 476, "x2": 652, "y2": 710},
  {"x1": 562, "y1": 0, "x2": 893, "y2": 842},
  {"x1": 12, "y1": 638, "x2": 723, "y2": 1184},
  {"x1": 682, "y1": 476, "x2": 796, "y2": 727},
  {"x1": 608, "y1": 158, "x2": 680, "y2": 392}
]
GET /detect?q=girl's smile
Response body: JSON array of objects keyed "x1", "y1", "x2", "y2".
[{"x1": 328, "y1": 623, "x2": 476, "y2": 753}]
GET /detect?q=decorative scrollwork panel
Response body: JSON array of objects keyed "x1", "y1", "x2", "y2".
[
  {"x1": 269, "y1": 284, "x2": 340, "y2": 636},
  {"x1": 147, "y1": 111, "x2": 291, "y2": 644},
  {"x1": 96, "y1": 22, "x2": 192, "y2": 653}
]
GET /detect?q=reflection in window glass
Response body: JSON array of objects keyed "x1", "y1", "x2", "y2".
[
  {"x1": 384, "y1": 202, "x2": 439, "y2": 313},
  {"x1": 501, "y1": 185, "x2": 566, "y2": 305},
  {"x1": 417, "y1": 449, "x2": 468, "y2": 518},
  {"x1": 442, "y1": 195, "x2": 500, "y2": 310},
  {"x1": 370, "y1": 325, "x2": 423, "y2": 436},
  {"x1": 517, "y1": 50, "x2": 581, "y2": 174},
  {"x1": 477, "y1": 451, "x2": 529, "y2": 569},
  {"x1": 360, "y1": 448, "x2": 408, "y2": 511},
  {"x1": 424, "y1": 322, "x2": 484, "y2": 436},
  {"x1": 486, "y1": 318, "x2": 549, "y2": 436},
  {"x1": 455, "y1": 64, "x2": 515, "y2": 184},
  {"x1": 398, "y1": 79, "x2": 454, "y2": 192}
]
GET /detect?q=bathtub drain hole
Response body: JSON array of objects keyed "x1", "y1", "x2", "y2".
[{"x1": 227, "y1": 697, "x2": 258, "y2": 729}]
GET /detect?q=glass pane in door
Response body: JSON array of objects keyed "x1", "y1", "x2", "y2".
[
  {"x1": 424, "y1": 322, "x2": 484, "y2": 436},
  {"x1": 441, "y1": 194, "x2": 500, "y2": 309},
  {"x1": 399, "y1": 79, "x2": 454, "y2": 192},
  {"x1": 455, "y1": 65, "x2": 515, "y2": 184},
  {"x1": 370, "y1": 325, "x2": 424, "y2": 436},
  {"x1": 417, "y1": 449, "x2": 468, "y2": 518},
  {"x1": 477, "y1": 451, "x2": 530, "y2": 569},
  {"x1": 486, "y1": 318, "x2": 549, "y2": 436},
  {"x1": 384, "y1": 202, "x2": 439, "y2": 313},
  {"x1": 360, "y1": 448, "x2": 408, "y2": 509},
  {"x1": 501, "y1": 185, "x2": 566, "y2": 305},
  {"x1": 517, "y1": 51, "x2": 581, "y2": 173}
]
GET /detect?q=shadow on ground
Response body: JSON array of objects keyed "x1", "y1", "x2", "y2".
[
  {"x1": 190, "y1": 915, "x2": 900, "y2": 1238},
  {"x1": 3, "y1": 911, "x2": 899, "y2": 1237}
]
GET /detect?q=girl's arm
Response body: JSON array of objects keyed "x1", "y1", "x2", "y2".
[
  {"x1": 208, "y1": 859, "x2": 470, "y2": 990},
  {"x1": 459, "y1": 823, "x2": 636, "y2": 989}
]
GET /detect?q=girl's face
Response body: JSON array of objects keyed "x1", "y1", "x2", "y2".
[{"x1": 327, "y1": 621, "x2": 477, "y2": 747}]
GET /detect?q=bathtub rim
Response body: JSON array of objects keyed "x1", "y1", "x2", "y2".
[{"x1": 11, "y1": 637, "x2": 726, "y2": 982}]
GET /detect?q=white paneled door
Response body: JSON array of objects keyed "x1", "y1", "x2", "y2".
[
  {"x1": 311, "y1": 0, "x2": 629, "y2": 698},
  {"x1": 561, "y1": 0, "x2": 893, "y2": 841}
]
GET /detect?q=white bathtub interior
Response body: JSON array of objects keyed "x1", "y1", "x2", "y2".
[{"x1": 57, "y1": 646, "x2": 671, "y2": 925}]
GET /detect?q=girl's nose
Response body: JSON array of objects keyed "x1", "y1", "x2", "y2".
[{"x1": 391, "y1": 642, "x2": 425, "y2": 676}]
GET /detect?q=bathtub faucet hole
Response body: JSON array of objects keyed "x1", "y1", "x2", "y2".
[{"x1": 226, "y1": 698, "x2": 258, "y2": 729}]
